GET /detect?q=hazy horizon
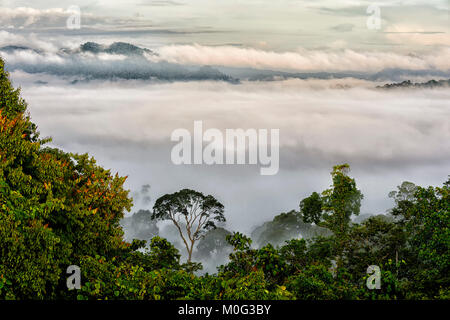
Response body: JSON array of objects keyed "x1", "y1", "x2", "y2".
[{"x1": 1, "y1": 0, "x2": 449, "y2": 234}]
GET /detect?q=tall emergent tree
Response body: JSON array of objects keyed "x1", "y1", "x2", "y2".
[
  {"x1": 300, "y1": 164, "x2": 363, "y2": 269},
  {"x1": 301, "y1": 164, "x2": 363, "y2": 234},
  {"x1": 152, "y1": 189, "x2": 225, "y2": 263},
  {"x1": 321, "y1": 164, "x2": 363, "y2": 237}
]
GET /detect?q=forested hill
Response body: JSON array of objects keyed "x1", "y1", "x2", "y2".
[{"x1": 378, "y1": 79, "x2": 450, "y2": 89}]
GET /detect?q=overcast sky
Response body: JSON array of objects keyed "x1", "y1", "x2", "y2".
[
  {"x1": 1, "y1": 1, "x2": 449, "y2": 233},
  {"x1": 1, "y1": 0, "x2": 449, "y2": 51}
]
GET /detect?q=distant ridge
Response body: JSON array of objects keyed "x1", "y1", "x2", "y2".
[
  {"x1": 79, "y1": 41, "x2": 155, "y2": 56},
  {"x1": 378, "y1": 79, "x2": 450, "y2": 89},
  {"x1": 2, "y1": 41, "x2": 450, "y2": 85}
]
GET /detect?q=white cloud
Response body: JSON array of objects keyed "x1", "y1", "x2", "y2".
[
  {"x1": 0, "y1": 49, "x2": 65, "y2": 65},
  {"x1": 0, "y1": 7, "x2": 71, "y2": 28},
  {"x1": 0, "y1": 30, "x2": 63, "y2": 52},
  {"x1": 153, "y1": 44, "x2": 450, "y2": 72},
  {"x1": 0, "y1": 6, "x2": 143, "y2": 29},
  {"x1": 15, "y1": 78, "x2": 449, "y2": 230}
]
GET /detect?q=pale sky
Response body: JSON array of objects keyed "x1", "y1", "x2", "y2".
[
  {"x1": 1, "y1": 0, "x2": 449, "y2": 51},
  {"x1": 1, "y1": 0, "x2": 449, "y2": 232}
]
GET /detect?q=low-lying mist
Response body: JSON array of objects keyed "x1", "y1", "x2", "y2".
[{"x1": 8, "y1": 72, "x2": 450, "y2": 271}]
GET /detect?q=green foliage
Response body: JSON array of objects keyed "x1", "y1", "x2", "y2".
[
  {"x1": 0, "y1": 57, "x2": 132, "y2": 299},
  {"x1": 77, "y1": 254, "x2": 196, "y2": 300},
  {"x1": 226, "y1": 232, "x2": 252, "y2": 251},
  {"x1": 299, "y1": 164, "x2": 363, "y2": 241},
  {"x1": 254, "y1": 244, "x2": 287, "y2": 286},
  {"x1": 221, "y1": 233, "x2": 287, "y2": 289},
  {"x1": 321, "y1": 164, "x2": 363, "y2": 237},
  {"x1": 397, "y1": 182, "x2": 449, "y2": 298},
  {"x1": 279, "y1": 239, "x2": 311, "y2": 272},
  {"x1": 345, "y1": 215, "x2": 407, "y2": 278},
  {"x1": 152, "y1": 188, "x2": 225, "y2": 262},
  {"x1": 147, "y1": 237, "x2": 181, "y2": 270},
  {"x1": 298, "y1": 164, "x2": 363, "y2": 272},
  {"x1": 300, "y1": 192, "x2": 323, "y2": 224},
  {"x1": 359, "y1": 259, "x2": 407, "y2": 300},
  {"x1": 287, "y1": 264, "x2": 357, "y2": 300},
  {"x1": 0, "y1": 59, "x2": 31, "y2": 121},
  {"x1": 123, "y1": 237, "x2": 182, "y2": 272},
  {"x1": 218, "y1": 271, "x2": 273, "y2": 300}
]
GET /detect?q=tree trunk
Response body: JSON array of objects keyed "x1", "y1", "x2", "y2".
[{"x1": 187, "y1": 240, "x2": 195, "y2": 263}]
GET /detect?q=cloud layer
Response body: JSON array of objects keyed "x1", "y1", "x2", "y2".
[
  {"x1": 14, "y1": 77, "x2": 450, "y2": 231},
  {"x1": 1, "y1": 35, "x2": 450, "y2": 83},
  {"x1": 154, "y1": 44, "x2": 450, "y2": 73},
  {"x1": 1, "y1": 3, "x2": 449, "y2": 232}
]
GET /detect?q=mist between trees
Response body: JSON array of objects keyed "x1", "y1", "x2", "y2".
[{"x1": 0, "y1": 56, "x2": 449, "y2": 300}]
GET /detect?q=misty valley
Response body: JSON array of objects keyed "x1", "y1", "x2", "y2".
[{"x1": 0, "y1": 1, "x2": 449, "y2": 305}]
